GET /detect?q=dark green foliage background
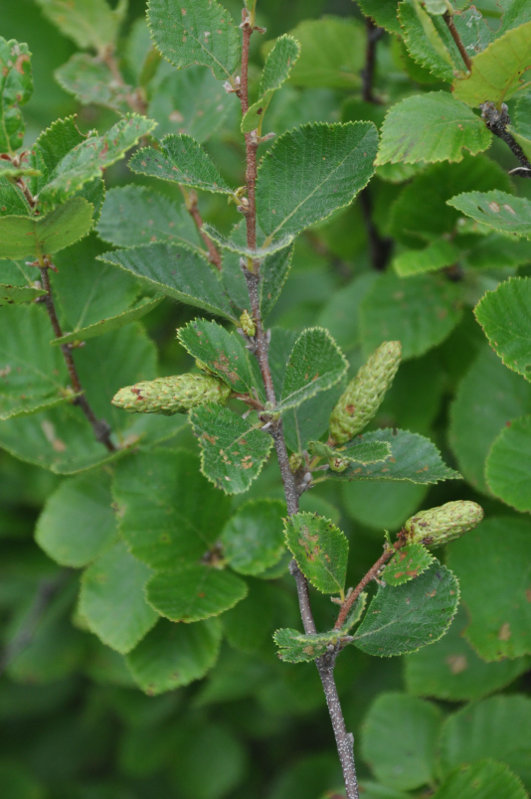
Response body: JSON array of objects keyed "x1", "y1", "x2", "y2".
[{"x1": 0, "y1": 1, "x2": 529, "y2": 798}]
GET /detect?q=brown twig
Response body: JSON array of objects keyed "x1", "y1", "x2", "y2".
[
  {"x1": 180, "y1": 186, "x2": 223, "y2": 269},
  {"x1": 237, "y1": 10, "x2": 360, "y2": 799},
  {"x1": 361, "y1": 18, "x2": 384, "y2": 104},
  {"x1": 443, "y1": 11, "x2": 472, "y2": 72},
  {"x1": 39, "y1": 261, "x2": 116, "y2": 452},
  {"x1": 481, "y1": 102, "x2": 531, "y2": 177},
  {"x1": 334, "y1": 538, "x2": 404, "y2": 630}
]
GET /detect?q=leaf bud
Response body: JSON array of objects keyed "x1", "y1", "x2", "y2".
[
  {"x1": 328, "y1": 456, "x2": 348, "y2": 473},
  {"x1": 329, "y1": 340, "x2": 401, "y2": 444},
  {"x1": 112, "y1": 373, "x2": 231, "y2": 415},
  {"x1": 239, "y1": 310, "x2": 256, "y2": 337},
  {"x1": 404, "y1": 500, "x2": 484, "y2": 547},
  {"x1": 289, "y1": 452, "x2": 304, "y2": 473}
]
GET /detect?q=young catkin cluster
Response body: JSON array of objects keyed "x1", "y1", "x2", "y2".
[
  {"x1": 329, "y1": 340, "x2": 402, "y2": 444},
  {"x1": 404, "y1": 500, "x2": 484, "y2": 547},
  {"x1": 112, "y1": 373, "x2": 231, "y2": 414}
]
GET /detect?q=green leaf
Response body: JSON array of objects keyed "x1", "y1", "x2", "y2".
[
  {"x1": 34, "y1": 0, "x2": 127, "y2": 50},
  {"x1": 178, "y1": 318, "x2": 258, "y2": 395},
  {"x1": 447, "y1": 516, "x2": 531, "y2": 661},
  {"x1": 0, "y1": 197, "x2": 93, "y2": 259},
  {"x1": 147, "y1": 0, "x2": 240, "y2": 81},
  {"x1": 279, "y1": 327, "x2": 347, "y2": 411},
  {"x1": 360, "y1": 272, "x2": 463, "y2": 359},
  {"x1": 256, "y1": 121, "x2": 378, "y2": 244},
  {"x1": 361, "y1": 693, "x2": 443, "y2": 790},
  {"x1": 274, "y1": 626, "x2": 354, "y2": 663},
  {"x1": 404, "y1": 605, "x2": 530, "y2": 702},
  {"x1": 377, "y1": 93, "x2": 491, "y2": 165},
  {"x1": 190, "y1": 405, "x2": 273, "y2": 494},
  {"x1": 356, "y1": 0, "x2": 401, "y2": 35},
  {"x1": 38, "y1": 115, "x2": 156, "y2": 206},
  {"x1": 54, "y1": 296, "x2": 163, "y2": 346},
  {"x1": 0, "y1": 161, "x2": 40, "y2": 179},
  {"x1": 353, "y1": 562, "x2": 460, "y2": 656},
  {"x1": 55, "y1": 53, "x2": 133, "y2": 114},
  {"x1": 129, "y1": 134, "x2": 232, "y2": 195},
  {"x1": 96, "y1": 185, "x2": 201, "y2": 251},
  {"x1": 280, "y1": 17, "x2": 365, "y2": 89},
  {"x1": 113, "y1": 448, "x2": 231, "y2": 569},
  {"x1": 28, "y1": 115, "x2": 85, "y2": 196},
  {"x1": 148, "y1": 65, "x2": 233, "y2": 143},
  {"x1": 453, "y1": 21, "x2": 531, "y2": 106},
  {"x1": 438, "y1": 695, "x2": 531, "y2": 788},
  {"x1": 202, "y1": 224, "x2": 294, "y2": 259},
  {"x1": 0, "y1": 38, "x2": 32, "y2": 154},
  {"x1": 35, "y1": 469, "x2": 117, "y2": 567},
  {"x1": 98, "y1": 243, "x2": 235, "y2": 320},
  {"x1": 146, "y1": 564, "x2": 247, "y2": 622},
  {"x1": 241, "y1": 35, "x2": 300, "y2": 133},
  {"x1": 342, "y1": 481, "x2": 428, "y2": 532},
  {"x1": 126, "y1": 618, "x2": 222, "y2": 695},
  {"x1": 0, "y1": 259, "x2": 47, "y2": 305},
  {"x1": 398, "y1": 0, "x2": 457, "y2": 82},
  {"x1": 432, "y1": 761, "x2": 528, "y2": 799},
  {"x1": 0, "y1": 177, "x2": 30, "y2": 216},
  {"x1": 382, "y1": 543, "x2": 435, "y2": 586},
  {"x1": 79, "y1": 541, "x2": 158, "y2": 654},
  {"x1": 327, "y1": 429, "x2": 460, "y2": 484},
  {"x1": 448, "y1": 190, "x2": 531, "y2": 238},
  {"x1": 449, "y1": 346, "x2": 531, "y2": 493},
  {"x1": 284, "y1": 512, "x2": 348, "y2": 595},
  {"x1": 221, "y1": 500, "x2": 286, "y2": 577},
  {"x1": 309, "y1": 438, "x2": 392, "y2": 466},
  {"x1": 393, "y1": 239, "x2": 460, "y2": 277},
  {"x1": 486, "y1": 415, "x2": 531, "y2": 511},
  {"x1": 0, "y1": 305, "x2": 72, "y2": 420}
]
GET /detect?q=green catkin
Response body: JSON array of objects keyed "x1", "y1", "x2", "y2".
[
  {"x1": 112, "y1": 373, "x2": 231, "y2": 414},
  {"x1": 329, "y1": 340, "x2": 402, "y2": 444},
  {"x1": 404, "y1": 500, "x2": 484, "y2": 547}
]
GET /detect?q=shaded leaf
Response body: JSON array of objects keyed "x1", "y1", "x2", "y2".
[
  {"x1": 55, "y1": 53, "x2": 133, "y2": 114},
  {"x1": 284, "y1": 512, "x2": 348, "y2": 595},
  {"x1": 353, "y1": 562, "x2": 460, "y2": 656},
  {"x1": 393, "y1": 239, "x2": 460, "y2": 277},
  {"x1": 377, "y1": 93, "x2": 491, "y2": 165},
  {"x1": 342, "y1": 481, "x2": 428, "y2": 532},
  {"x1": 447, "y1": 190, "x2": 531, "y2": 238},
  {"x1": 221, "y1": 499, "x2": 286, "y2": 576},
  {"x1": 256, "y1": 121, "x2": 378, "y2": 244},
  {"x1": 382, "y1": 543, "x2": 435, "y2": 586},
  {"x1": 279, "y1": 327, "x2": 347, "y2": 411},
  {"x1": 241, "y1": 35, "x2": 300, "y2": 133},
  {"x1": 398, "y1": 0, "x2": 457, "y2": 82},
  {"x1": 34, "y1": 0, "x2": 127, "y2": 50},
  {"x1": 98, "y1": 243, "x2": 235, "y2": 320},
  {"x1": 361, "y1": 693, "x2": 443, "y2": 790},
  {"x1": 0, "y1": 197, "x2": 93, "y2": 259},
  {"x1": 360, "y1": 272, "x2": 463, "y2": 359},
  {"x1": 147, "y1": 564, "x2": 247, "y2": 622},
  {"x1": 0, "y1": 37, "x2": 32, "y2": 154},
  {"x1": 126, "y1": 618, "x2": 222, "y2": 695},
  {"x1": 113, "y1": 448, "x2": 231, "y2": 569},
  {"x1": 35, "y1": 469, "x2": 117, "y2": 567},
  {"x1": 147, "y1": 0, "x2": 240, "y2": 80},
  {"x1": 486, "y1": 415, "x2": 531, "y2": 511},
  {"x1": 190, "y1": 404, "x2": 273, "y2": 494},
  {"x1": 356, "y1": 0, "x2": 401, "y2": 35},
  {"x1": 453, "y1": 21, "x2": 531, "y2": 106},
  {"x1": 438, "y1": 695, "x2": 531, "y2": 789},
  {"x1": 404, "y1": 605, "x2": 530, "y2": 702},
  {"x1": 79, "y1": 541, "x2": 158, "y2": 654},
  {"x1": 54, "y1": 296, "x2": 163, "y2": 346},
  {"x1": 0, "y1": 304, "x2": 71, "y2": 420},
  {"x1": 447, "y1": 516, "x2": 531, "y2": 661},
  {"x1": 129, "y1": 134, "x2": 232, "y2": 195}
]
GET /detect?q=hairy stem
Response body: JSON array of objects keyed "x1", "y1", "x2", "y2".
[
  {"x1": 443, "y1": 11, "x2": 472, "y2": 72},
  {"x1": 334, "y1": 539, "x2": 403, "y2": 630},
  {"x1": 39, "y1": 262, "x2": 116, "y2": 452},
  {"x1": 481, "y1": 102, "x2": 531, "y2": 176},
  {"x1": 238, "y1": 11, "x2": 359, "y2": 798}
]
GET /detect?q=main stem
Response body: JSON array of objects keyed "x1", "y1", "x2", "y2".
[{"x1": 238, "y1": 12, "x2": 359, "y2": 798}]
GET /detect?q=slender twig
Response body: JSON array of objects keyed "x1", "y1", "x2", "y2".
[
  {"x1": 334, "y1": 539, "x2": 404, "y2": 630},
  {"x1": 39, "y1": 261, "x2": 116, "y2": 452},
  {"x1": 361, "y1": 18, "x2": 383, "y2": 104},
  {"x1": 443, "y1": 11, "x2": 472, "y2": 72},
  {"x1": 180, "y1": 186, "x2": 223, "y2": 269},
  {"x1": 237, "y1": 11, "x2": 359, "y2": 798},
  {"x1": 100, "y1": 45, "x2": 148, "y2": 115},
  {"x1": 481, "y1": 102, "x2": 531, "y2": 176},
  {"x1": 0, "y1": 575, "x2": 64, "y2": 678}
]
